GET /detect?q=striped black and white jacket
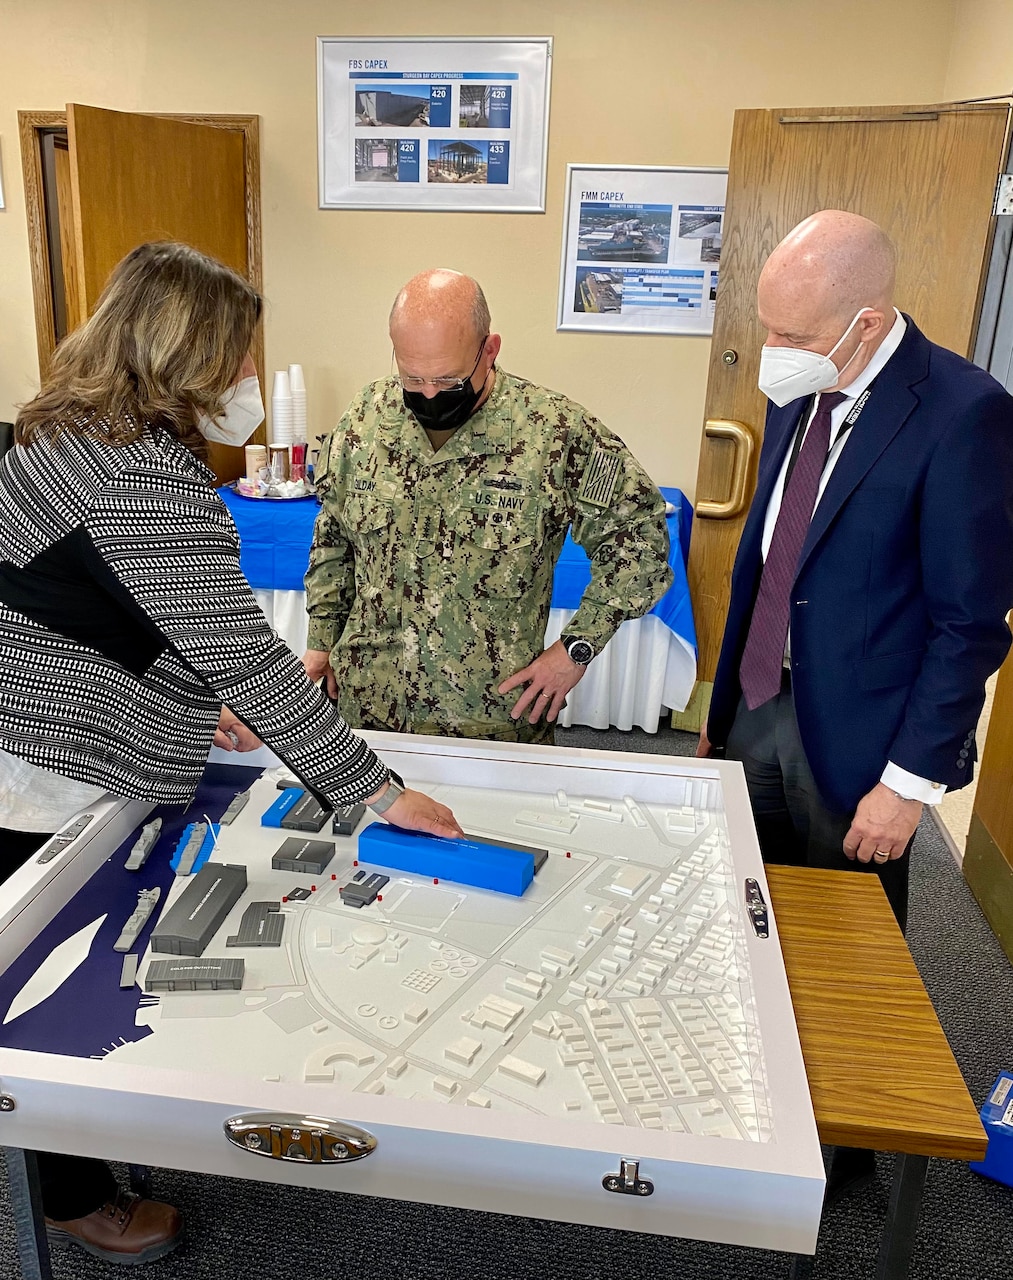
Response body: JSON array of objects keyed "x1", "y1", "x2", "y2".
[{"x1": 0, "y1": 417, "x2": 389, "y2": 808}]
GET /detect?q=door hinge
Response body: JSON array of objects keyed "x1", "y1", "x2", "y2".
[{"x1": 994, "y1": 173, "x2": 1013, "y2": 216}]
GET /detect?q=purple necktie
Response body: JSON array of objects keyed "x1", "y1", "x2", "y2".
[{"x1": 739, "y1": 391, "x2": 847, "y2": 710}]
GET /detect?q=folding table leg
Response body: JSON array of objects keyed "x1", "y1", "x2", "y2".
[
  {"x1": 875, "y1": 1152, "x2": 929, "y2": 1280},
  {"x1": 3, "y1": 1146, "x2": 54, "y2": 1280}
]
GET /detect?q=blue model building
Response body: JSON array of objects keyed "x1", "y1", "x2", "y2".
[
  {"x1": 261, "y1": 787, "x2": 303, "y2": 828},
  {"x1": 969, "y1": 1070, "x2": 1013, "y2": 1189},
  {"x1": 356, "y1": 824, "x2": 541, "y2": 896}
]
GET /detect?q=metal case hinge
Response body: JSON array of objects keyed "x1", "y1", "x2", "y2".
[
  {"x1": 602, "y1": 1158, "x2": 654, "y2": 1196},
  {"x1": 995, "y1": 173, "x2": 1013, "y2": 216}
]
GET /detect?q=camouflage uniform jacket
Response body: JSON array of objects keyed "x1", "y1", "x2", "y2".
[{"x1": 305, "y1": 370, "x2": 673, "y2": 740}]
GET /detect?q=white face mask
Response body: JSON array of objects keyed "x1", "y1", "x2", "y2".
[
  {"x1": 197, "y1": 376, "x2": 265, "y2": 446},
  {"x1": 757, "y1": 308, "x2": 871, "y2": 407}
]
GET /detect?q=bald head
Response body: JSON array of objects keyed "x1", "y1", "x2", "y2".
[
  {"x1": 389, "y1": 269, "x2": 491, "y2": 345},
  {"x1": 389, "y1": 269, "x2": 501, "y2": 411},
  {"x1": 757, "y1": 211, "x2": 898, "y2": 391},
  {"x1": 760, "y1": 210, "x2": 896, "y2": 331}
]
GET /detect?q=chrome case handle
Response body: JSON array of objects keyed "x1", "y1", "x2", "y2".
[{"x1": 223, "y1": 1113, "x2": 377, "y2": 1164}]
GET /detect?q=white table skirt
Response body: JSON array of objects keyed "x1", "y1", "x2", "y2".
[{"x1": 253, "y1": 589, "x2": 696, "y2": 735}]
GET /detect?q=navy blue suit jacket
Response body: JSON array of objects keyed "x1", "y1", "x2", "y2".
[{"x1": 708, "y1": 317, "x2": 1013, "y2": 814}]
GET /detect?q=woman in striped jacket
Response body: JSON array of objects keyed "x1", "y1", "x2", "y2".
[{"x1": 0, "y1": 240, "x2": 461, "y2": 1264}]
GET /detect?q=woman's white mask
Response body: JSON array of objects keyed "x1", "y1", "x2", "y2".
[{"x1": 197, "y1": 376, "x2": 265, "y2": 445}]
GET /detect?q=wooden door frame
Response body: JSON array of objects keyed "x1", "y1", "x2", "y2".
[{"x1": 17, "y1": 110, "x2": 263, "y2": 384}]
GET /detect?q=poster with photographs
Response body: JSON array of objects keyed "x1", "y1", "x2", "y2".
[
  {"x1": 318, "y1": 37, "x2": 552, "y2": 211},
  {"x1": 557, "y1": 165, "x2": 728, "y2": 335}
]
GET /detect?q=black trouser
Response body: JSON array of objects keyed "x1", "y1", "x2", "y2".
[
  {"x1": 723, "y1": 671, "x2": 910, "y2": 932},
  {"x1": 1, "y1": 827, "x2": 118, "y2": 1220}
]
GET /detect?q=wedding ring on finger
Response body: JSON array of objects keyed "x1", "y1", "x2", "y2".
[{"x1": 873, "y1": 849, "x2": 890, "y2": 861}]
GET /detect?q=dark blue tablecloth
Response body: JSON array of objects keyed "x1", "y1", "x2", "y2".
[{"x1": 218, "y1": 484, "x2": 696, "y2": 652}]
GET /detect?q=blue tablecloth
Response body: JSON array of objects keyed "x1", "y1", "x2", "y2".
[{"x1": 218, "y1": 483, "x2": 696, "y2": 654}]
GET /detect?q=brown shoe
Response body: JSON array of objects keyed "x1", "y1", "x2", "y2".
[{"x1": 46, "y1": 1189, "x2": 183, "y2": 1265}]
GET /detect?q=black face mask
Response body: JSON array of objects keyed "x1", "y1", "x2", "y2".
[
  {"x1": 403, "y1": 380, "x2": 481, "y2": 433},
  {"x1": 401, "y1": 339, "x2": 488, "y2": 433}
]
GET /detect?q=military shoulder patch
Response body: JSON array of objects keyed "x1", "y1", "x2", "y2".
[{"x1": 578, "y1": 447, "x2": 623, "y2": 508}]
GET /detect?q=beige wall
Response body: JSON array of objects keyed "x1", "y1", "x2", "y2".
[
  {"x1": 945, "y1": 0, "x2": 1013, "y2": 99},
  {"x1": 0, "y1": 0, "x2": 961, "y2": 492}
]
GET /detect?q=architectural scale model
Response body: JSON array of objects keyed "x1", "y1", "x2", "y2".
[
  {"x1": 107, "y1": 769, "x2": 774, "y2": 1144},
  {"x1": 0, "y1": 743, "x2": 824, "y2": 1252}
]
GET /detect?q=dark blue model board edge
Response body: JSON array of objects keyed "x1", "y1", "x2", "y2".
[
  {"x1": 261, "y1": 787, "x2": 303, "y2": 827},
  {"x1": 169, "y1": 822, "x2": 219, "y2": 875},
  {"x1": 357, "y1": 824, "x2": 534, "y2": 896},
  {"x1": 0, "y1": 763, "x2": 263, "y2": 1059}
]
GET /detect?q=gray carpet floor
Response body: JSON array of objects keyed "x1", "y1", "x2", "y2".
[{"x1": 1, "y1": 724, "x2": 1010, "y2": 1278}]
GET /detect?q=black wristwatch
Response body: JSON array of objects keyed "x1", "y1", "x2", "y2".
[{"x1": 561, "y1": 635, "x2": 595, "y2": 666}]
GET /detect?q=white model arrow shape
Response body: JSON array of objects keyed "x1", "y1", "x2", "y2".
[{"x1": 3, "y1": 914, "x2": 107, "y2": 1025}]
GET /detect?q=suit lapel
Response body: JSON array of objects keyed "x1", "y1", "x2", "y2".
[{"x1": 796, "y1": 318, "x2": 930, "y2": 574}]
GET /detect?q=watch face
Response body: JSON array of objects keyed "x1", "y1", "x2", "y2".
[{"x1": 567, "y1": 639, "x2": 594, "y2": 666}]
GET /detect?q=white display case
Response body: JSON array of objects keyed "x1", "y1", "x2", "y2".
[{"x1": 0, "y1": 736, "x2": 824, "y2": 1255}]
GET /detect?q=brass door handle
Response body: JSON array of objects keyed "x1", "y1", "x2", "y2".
[{"x1": 695, "y1": 420, "x2": 756, "y2": 519}]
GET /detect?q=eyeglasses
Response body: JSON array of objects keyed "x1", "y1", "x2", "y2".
[{"x1": 397, "y1": 337, "x2": 488, "y2": 392}]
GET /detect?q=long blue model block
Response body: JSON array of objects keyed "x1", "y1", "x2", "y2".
[
  {"x1": 357, "y1": 825, "x2": 535, "y2": 896},
  {"x1": 261, "y1": 787, "x2": 303, "y2": 828},
  {"x1": 969, "y1": 1071, "x2": 1013, "y2": 1189}
]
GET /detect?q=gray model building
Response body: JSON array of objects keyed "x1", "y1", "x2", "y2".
[
  {"x1": 145, "y1": 957, "x2": 245, "y2": 992},
  {"x1": 331, "y1": 803, "x2": 366, "y2": 837},
  {"x1": 150, "y1": 863, "x2": 247, "y2": 956},
  {"x1": 227, "y1": 902, "x2": 285, "y2": 948},
  {"x1": 280, "y1": 792, "x2": 332, "y2": 833},
  {"x1": 271, "y1": 838, "x2": 334, "y2": 876},
  {"x1": 339, "y1": 869, "x2": 389, "y2": 909}
]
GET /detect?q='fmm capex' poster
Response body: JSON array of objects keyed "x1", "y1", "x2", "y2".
[
  {"x1": 318, "y1": 37, "x2": 552, "y2": 212},
  {"x1": 558, "y1": 165, "x2": 728, "y2": 335}
]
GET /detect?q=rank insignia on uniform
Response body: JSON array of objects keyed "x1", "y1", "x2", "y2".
[{"x1": 578, "y1": 447, "x2": 622, "y2": 508}]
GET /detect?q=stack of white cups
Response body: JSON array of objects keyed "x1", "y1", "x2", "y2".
[
  {"x1": 288, "y1": 364, "x2": 307, "y2": 441},
  {"x1": 271, "y1": 370, "x2": 294, "y2": 446}
]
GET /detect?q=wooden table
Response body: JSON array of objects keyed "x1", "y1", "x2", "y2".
[{"x1": 766, "y1": 865, "x2": 987, "y2": 1279}]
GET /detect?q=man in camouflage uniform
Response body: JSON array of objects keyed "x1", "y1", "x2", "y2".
[{"x1": 303, "y1": 269, "x2": 672, "y2": 744}]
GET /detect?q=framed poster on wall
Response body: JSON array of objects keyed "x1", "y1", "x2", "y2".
[
  {"x1": 557, "y1": 164, "x2": 728, "y2": 335},
  {"x1": 318, "y1": 37, "x2": 552, "y2": 212}
]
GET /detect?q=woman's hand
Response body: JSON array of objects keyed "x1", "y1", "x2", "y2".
[
  {"x1": 213, "y1": 706, "x2": 261, "y2": 752},
  {"x1": 367, "y1": 783, "x2": 465, "y2": 838}
]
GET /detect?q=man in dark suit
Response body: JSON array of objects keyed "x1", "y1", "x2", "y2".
[
  {"x1": 699, "y1": 208, "x2": 1013, "y2": 1200},
  {"x1": 699, "y1": 209, "x2": 1013, "y2": 933}
]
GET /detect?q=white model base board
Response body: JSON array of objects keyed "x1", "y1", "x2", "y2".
[{"x1": 0, "y1": 736, "x2": 824, "y2": 1252}]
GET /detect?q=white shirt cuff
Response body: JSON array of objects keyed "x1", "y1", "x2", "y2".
[{"x1": 881, "y1": 762, "x2": 947, "y2": 805}]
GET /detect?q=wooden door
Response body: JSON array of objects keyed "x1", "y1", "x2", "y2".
[
  {"x1": 65, "y1": 103, "x2": 257, "y2": 482},
  {"x1": 681, "y1": 102, "x2": 1010, "y2": 728}
]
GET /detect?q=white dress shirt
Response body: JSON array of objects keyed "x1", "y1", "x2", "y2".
[{"x1": 760, "y1": 310, "x2": 945, "y2": 805}]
